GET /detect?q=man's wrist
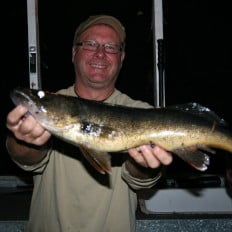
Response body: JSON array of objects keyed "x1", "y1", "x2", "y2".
[{"x1": 125, "y1": 157, "x2": 162, "y2": 179}]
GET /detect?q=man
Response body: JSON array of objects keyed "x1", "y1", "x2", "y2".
[{"x1": 6, "y1": 15, "x2": 172, "y2": 232}]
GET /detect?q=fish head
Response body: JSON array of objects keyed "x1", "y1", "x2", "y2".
[
  {"x1": 11, "y1": 87, "x2": 48, "y2": 114},
  {"x1": 10, "y1": 87, "x2": 71, "y2": 130}
]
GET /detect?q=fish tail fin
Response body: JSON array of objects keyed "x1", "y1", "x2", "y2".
[
  {"x1": 173, "y1": 146, "x2": 212, "y2": 171},
  {"x1": 79, "y1": 145, "x2": 112, "y2": 174}
]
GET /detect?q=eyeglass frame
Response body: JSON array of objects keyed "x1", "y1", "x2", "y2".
[{"x1": 75, "y1": 40, "x2": 125, "y2": 54}]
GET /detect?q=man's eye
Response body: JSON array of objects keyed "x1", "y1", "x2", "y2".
[
  {"x1": 86, "y1": 42, "x2": 96, "y2": 47},
  {"x1": 107, "y1": 45, "x2": 114, "y2": 49},
  {"x1": 105, "y1": 44, "x2": 116, "y2": 50}
]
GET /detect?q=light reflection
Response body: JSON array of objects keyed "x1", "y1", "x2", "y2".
[{"x1": 149, "y1": 130, "x2": 187, "y2": 138}]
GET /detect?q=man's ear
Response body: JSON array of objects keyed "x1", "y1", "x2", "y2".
[
  {"x1": 72, "y1": 46, "x2": 78, "y2": 63},
  {"x1": 120, "y1": 51, "x2": 125, "y2": 66}
]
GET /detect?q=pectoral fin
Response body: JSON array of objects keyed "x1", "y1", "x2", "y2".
[
  {"x1": 173, "y1": 145, "x2": 212, "y2": 171},
  {"x1": 79, "y1": 145, "x2": 111, "y2": 174}
]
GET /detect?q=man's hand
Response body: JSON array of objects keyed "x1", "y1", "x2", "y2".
[
  {"x1": 128, "y1": 145, "x2": 172, "y2": 168},
  {"x1": 6, "y1": 105, "x2": 51, "y2": 145}
]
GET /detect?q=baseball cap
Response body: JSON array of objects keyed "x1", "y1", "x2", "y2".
[{"x1": 73, "y1": 15, "x2": 126, "y2": 45}]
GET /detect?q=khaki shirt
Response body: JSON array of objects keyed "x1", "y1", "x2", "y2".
[{"x1": 12, "y1": 86, "x2": 161, "y2": 232}]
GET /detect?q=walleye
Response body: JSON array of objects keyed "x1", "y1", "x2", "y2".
[{"x1": 10, "y1": 87, "x2": 232, "y2": 174}]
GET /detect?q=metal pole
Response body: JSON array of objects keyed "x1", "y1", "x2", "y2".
[
  {"x1": 27, "y1": 0, "x2": 41, "y2": 89},
  {"x1": 152, "y1": 0, "x2": 165, "y2": 107}
]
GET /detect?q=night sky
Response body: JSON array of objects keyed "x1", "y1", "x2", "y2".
[{"x1": 1, "y1": 0, "x2": 231, "y2": 176}]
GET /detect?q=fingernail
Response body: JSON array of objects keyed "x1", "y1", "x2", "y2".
[{"x1": 22, "y1": 111, "x2": 31, "y2": 120}]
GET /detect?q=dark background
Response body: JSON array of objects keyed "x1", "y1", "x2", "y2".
[{"x1": 1, "y1": 0, "x2": 231, "y2": 177}]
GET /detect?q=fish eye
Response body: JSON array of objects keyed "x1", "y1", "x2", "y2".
[{"x1": 37, "y1": 90, "x2": 45, "y2": 99}]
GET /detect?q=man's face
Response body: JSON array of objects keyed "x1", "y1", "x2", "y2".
[{"x1": 72, "y1": 24, "x2": 125, "y2": 89}]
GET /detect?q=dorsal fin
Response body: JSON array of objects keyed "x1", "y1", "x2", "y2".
[{"x1": 169, "y1": 102, "x2": 227, "y2": 126}]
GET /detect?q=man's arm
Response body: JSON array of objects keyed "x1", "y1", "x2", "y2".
[
  {"x1": 6, "y1": 105, "x2": 52, "y2": 166},
  {"x1": 121, "y1": 145, "x2": 171, "y2": 190},
  {"x1": 6, "y1": 134, "x2": 50, "y2": 165}
]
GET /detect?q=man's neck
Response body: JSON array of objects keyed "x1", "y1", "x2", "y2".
[{"x1": 74, "y1": 84, "x2": 115, "y2": 101}]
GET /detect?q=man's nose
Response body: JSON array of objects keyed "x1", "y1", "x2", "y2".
[{"x1": 94, "y1": 45, "x2": 106, "y2": 57}]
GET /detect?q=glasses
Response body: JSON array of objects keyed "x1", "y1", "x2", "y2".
[{"x1": 76, "y1": 40, "x2": 123, "y2": 54}]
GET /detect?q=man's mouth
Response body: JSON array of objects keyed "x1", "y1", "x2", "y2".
[{"x1": 90, "y1": 64, "x2": 107, "y2": 69}]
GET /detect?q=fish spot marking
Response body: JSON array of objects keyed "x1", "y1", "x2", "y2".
[
  {"x1": 81, "y1": 122, "x2": 102, "y2": 137},
  {"x1": 80, "y1": 121, "x2": 119, "y2": 139}
]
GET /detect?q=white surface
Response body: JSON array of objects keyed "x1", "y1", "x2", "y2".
[{"x1": 144, "y1": 188, "x2": 232, "y2": 213}]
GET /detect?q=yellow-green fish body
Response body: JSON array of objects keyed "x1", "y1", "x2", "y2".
[{"x1": 11, "y1": 87, "x2": 232, "y2": 174}]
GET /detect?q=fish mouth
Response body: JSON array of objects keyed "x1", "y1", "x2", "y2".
[
  {"x1": 10, "y1": 88, "x2": 32, "y2": 106},
  {"x1": 11, "y1": 87, "x2": 47, "y2": 117}
]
